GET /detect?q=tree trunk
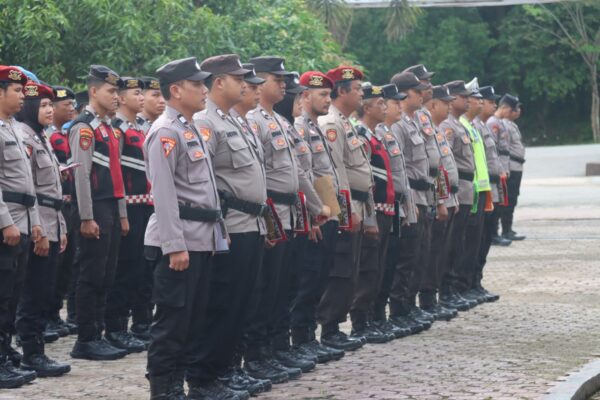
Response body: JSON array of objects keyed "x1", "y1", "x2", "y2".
[{"x1": 590, "y1": 63, "x2": 600, "y2": 143}]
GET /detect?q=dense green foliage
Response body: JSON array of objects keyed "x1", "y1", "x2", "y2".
[{"x1": 0, "y1": 0, "x2": 597, "y2": 144}]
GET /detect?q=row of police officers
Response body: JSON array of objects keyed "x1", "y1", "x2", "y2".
[{"x1": 0, "y1": 56, "x2": 526, "y2": 400}]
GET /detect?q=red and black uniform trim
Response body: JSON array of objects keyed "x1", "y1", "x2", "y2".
[
  {"x1": 50, "y1": 129, "x2": 75, "y2": 198},
  {"x1": 69, "y1": 110, "x2": 124, "y2": 201},
  {"x1": 356, "y1": 125, "x2": 395, "y2": 215},
  {"x1": 112, "y1": 118, "x2": 152, "y2": 205}
]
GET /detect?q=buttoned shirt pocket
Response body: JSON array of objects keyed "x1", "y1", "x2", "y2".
[
  {"x1": 346, "y1": 133, "x2": 365, "y2": 167},
  {"x1": 2, "y1": 142, "x2": 24, "y2": 178},
  {"x1": 186, "y1": 147, "x2": 210, "y2": 183},
  {"x1": 227, "y1": 134, "x2": 254, "y2": 169},
  {"x1": 34, "y1": 151, "x2": 55, "y2": 186},
  {"x1": 270, "y1": 132, "x2": 290, "y2": 169},
  {"x1": 408, "y1": 133, "x2": 427, "y2": 162}
]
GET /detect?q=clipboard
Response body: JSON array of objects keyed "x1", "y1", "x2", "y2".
[
  {"x1": 293, "y1": 192, "x2": 310, "y2": 234},
  {"x1": 498, "y1": 176, "x2": 509, "y2": 206},
  {"x1": 265, "y1": 198, "x2": 287, "y2": 243},
  {"x1": 337, "y1": 189, "x2": 352, "y2": 231}
]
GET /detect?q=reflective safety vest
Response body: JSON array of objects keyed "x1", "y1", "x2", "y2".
[{"x1": 460, "y1": 116, "x2": 490, "y2": 193}]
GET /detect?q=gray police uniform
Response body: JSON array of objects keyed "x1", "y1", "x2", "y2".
[
  {"x1": 486, "y1": 116, "x2": 510, "y2": 174},
  {"x1": 500, "y1": 118, "x2": 525, "y2": 236},
  {"x1": 0, "y1": 118, "x2": 41, "y2": 338},
  {"x1": 190, "y1": 99, "x2": 268, "y2": 380},
  {"x1": 145, "y1": 104, "x2": 224, "y2": 378}
]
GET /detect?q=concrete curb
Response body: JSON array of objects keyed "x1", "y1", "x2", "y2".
[{"x1": 544, "y1": 359, "x2": 600, "y2": 400}]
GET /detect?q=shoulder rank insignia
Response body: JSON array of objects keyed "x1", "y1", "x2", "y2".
[
  {"x1": 200, "y1": 128, "x2": 211, "y2": 142},
  {"x1": 160, "y1": 137, "x2": 176, "y2": 157}
]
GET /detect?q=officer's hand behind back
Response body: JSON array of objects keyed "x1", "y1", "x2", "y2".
[{"x1": 2, "y1": 224, "x2": 21, "y2": 246}]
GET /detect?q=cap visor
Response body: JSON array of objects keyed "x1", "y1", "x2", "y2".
[
  {"x1": 484, "y1": 94, "x2": 501, "y2": 101},
  {"x1": 422, "y1": 71, "x2": 435, "y2": 79},
  {"x1": 394, "y1": 93, "x2": 408, "y2": 100},
  {"x1": 470, "y1": 93, "x2": 483, "y2": 99},
  {"x1": 270, "y1": 70, "x2": 294, "y2": 76},
  {"x1": 187, "y1": 71, "x2": 212, "y2": 81},
  {"x1": 228, "y1": 68, "x2": 252, "y2": 76},
  {"x1": 287, "y1": 85, "x2": 307, "y2": 95},
  {"x1": 440, "y1": 95, "x2": 455, "y2": 102},
  {"x1": 414, "y1": 82, "x2": 430, "y2": 91},
  {"x1": 245, "y1": 76, "x2": 265, "y2": 85}
]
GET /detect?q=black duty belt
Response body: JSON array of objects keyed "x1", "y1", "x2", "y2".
[
  {"x1": 451, "y1": 185, "x2": 459, "y2": 194},
  {"x1": 509, "y1": 154, "x2": 526, "y2": 164},
  {"x1": 37, "y1": 194, "x2": 64, "y2": 211},
  {"x1": 350, "y1": 188, "x2": 369, "y2": 202},
  {"x1": 178, "y1": 204, "x2": 222, "y2": 223},
  {"x1": 267, "y1": 190, "x2": 298, "y2": 205},
  {"x1": 409, "y1": 178, "x2": 433, "y2": 192},
  {"x1": 458, "y1": 171, "x2": 474, "y2": 182},
  {"x1": 489, "y1": 174, "x2": 500, "y2": 184},
  {"x1": 219, "y1": 190, "x2": 268, "y2": 217},
  {"x1": 498, "y1": 150, "x2": 510, "y2": 156},
  {"x1": 429, "y1": 167, "x2": 438, "y2": 178},
  {"x1": 2, "y1": 191, "x2": 36, "y2": 207}
]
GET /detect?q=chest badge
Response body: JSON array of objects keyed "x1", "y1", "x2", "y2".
[
  {"x1": 184, "y1": 131, "x2": 195, "y2": 140},
  {"x1": 200, "y1": 128, "x2": 211, "y2": 142},
  {"x1": 326, "y1": 129, "x2": 337, "y2": 142}
]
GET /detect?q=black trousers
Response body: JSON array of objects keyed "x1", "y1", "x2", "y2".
[
  {"x1": 147, "y1": 250, "x2": 212, "y2": 378},
  {"x1": 188, "y1": 232, "x2": 264, "y2": 382},
  {"x1": 317, "y1": 228, "x2": 362, "y2": 333},
  {"x1": 105, "y1": 204, "x2": 153, "y2": 332},
  {"x1": 16, "y1": 240, "x2": 60, "y2": 340},
  {"x1": 244, "y1": 231, "x2": 291, "y2": 359},
  {"x1": 458, "y1": 194, "x2": 487, "y2": 293},
  {"x1": 475, "y1": 205, "x2": 500, "y2": 286},
  {"x1": 387, "y1": 206, "x2": 425, "y2": 316},
  {"x1": 432, "y1": 207, "x2": 456, "y2": 292},
  {"x1": 411, "y1": 205, "x2": 433, "y2": 298},
  {"x1": 350, "y1": 213, "x2": 392, "y2": 326},
  {"x1": 290, "y1": 221, "x2": 338, "y2": 343},
  {"x1": 501, "y1": 170, "x2": 522, "y2": 234},
  {"x1": 441, "y1": 204, "x2": 471, "y2": 295},
  {"x1": 47, "y1": 201, "x2": 79, "y2": 322},
  {"x1": 0, "y1": 234, "x2": 30, "y2": 336},
  {"x1": 75, "y1": 200, "x2": 121, "y2": 341}
]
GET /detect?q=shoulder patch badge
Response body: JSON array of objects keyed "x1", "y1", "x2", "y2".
[
  {"x1": 268, "y1": 122, "x2": 278, "y2": 131},
  {"x1": 200, "y1": 128, "x2": 211, "y2": 142},
  {"x1": 184, "y1": 131, "x2": 195, "y2": 140},
  {"x1": 160, "y1": 137, "x2": 176, "y2": 157},
  {"x1": 79, "y1": 128, "x2": 93, "y2": 150},
  {"x1": 326, "y1": 129, "x2": 337, "y2": 142}
]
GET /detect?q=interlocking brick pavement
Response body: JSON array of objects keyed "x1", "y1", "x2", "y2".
[{"x1": 3, "y1": 217, "x2": 600, "y2": 400}]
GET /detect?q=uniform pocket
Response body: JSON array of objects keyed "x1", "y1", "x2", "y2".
[
  {"x1": 152, "y1": 257, "x2": 186, "y2": 308},
  {"x1": 35, "y1": 154, "x2": 55, "y2": 186},
  {"x1": 186, "y1": 147, "x2": 209, "y2": 183},
  {"x1": 408, "y1": 134, "x2": 427, "y2": 162},
  {"x1": 345, "y1": 135, "x2": 365, "y2": 167},
  {"x1": 270, "y1": 134, "x2": 290, "y2": 169},
  {"x1": 227, "y1": 136, "x2": 253, "y2": 169}
]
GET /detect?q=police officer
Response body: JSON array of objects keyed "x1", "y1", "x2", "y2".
[
  {"x1": 190, "y1": 54, "x2": 272, "y2": 396},
  {"x1": 69, "y1": 65, "x2": 130, "y2": 361},
  {"x1": 245, "y1": 56, "x2": 326, "y2": 379},
  {"x1": 0, "y1": 65, "x2": 43, "y2": 388},
  {"x1": 14, "y1": 81, "x2": 71, "y2": 377},
  {"x1": 373, "y1": 83, "x2": 417, "y2": 336},
  {"x1": 386, "y1": 71, "x2": 433, "y2": 331},
  {"x1": 103, "y1": 77, "x2": 149, "y2": 352},
  {"x1": 144, "y1": 57, "x2": 233, "y2": 400},
  {"x1": 423, "y1": 85, "x2": 463, "y2": 315},
  {"x1": 317, "y1": 65, "x2": 375, "y2": 350},
  {"x1": 404, "y1": 65, "x2": 456, "y2": 321},
  {"x1": 438, "y1": 81, "x2": 479, "y2": 310},
  {"x1": 473, "y1": 85, "x2": 502, "y2": 302},
  {"x1": 350, "y1": 83, "x2": 395, "y2": 343},
  {"x1": 137, "y1": 77, "x2": 165, "y2": 134},
  {"x1": 291, "y1": 70, "x2": 346, "y2": 362},
  {"x1": 47, "y1": 85, "x2": 79, "y2": 336},
  {"x1": 499, "y1": 94, "x2": 526, "y2": 241}
]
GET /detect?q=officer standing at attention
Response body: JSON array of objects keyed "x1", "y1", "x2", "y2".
[
  {"x1": 351, "y1": 83, "x2": 394, "y2": 344},
  {"x1": 438, "y1": 81, "x2": 478, "y2": 311},
  {"x1": 0, "y1": 66, "x2": 43, "y2": 389},
  {"x1": 69, "y1": 65, "x2": 130, "y2": 361},
  {"x1": 104, "y1": 77, "x2": 150, "y2": 352},
  {"x1": 143, "y1": 57, "x2": 228, "y2": 400},
  {"x1": 14, "y1": 81, "x2": 71, "y2": 377},
  {"x1": 386, "y1": 71, "x2": 433, "y2": 331},
  {"x1": 191, "y1": 54, "x2": 272, "y2": 397},
  {"x1": 47, "y1": 85, "x2": 79, "y2": 336},
  {"x1": 499, "y1": 94, "x2": 526, "y2": 242},
  {"x1": 291, "y1": 71, "x2": 346, "y2": 362},
  {"x1": 317, "y1": 65, "x2": 375, "y2": 351},
  {"x1": 423, "y1": 85, "x2": 462, "y2": 316},
  {"x1": 137, "y1": 77, "x2": 165, "y2": 135},
  {"x1": 245, "y1": 56, "x2": 326, "y2": 380},
  {"x1": 473, "y1": 85, "x2": 502, "y2": 302}
]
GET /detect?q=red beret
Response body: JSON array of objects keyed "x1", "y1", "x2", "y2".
[
  {"x1": 299, "y1": 71, "x2": 334, "y2": 89},
  {"x1": 326, "y1": 66, "x2": 364, "y2": 84},
  {"x1": 23, "y1": 81, "x2": 55, "y2": 100},
  {"x1": 0, "y1": 66, "x2": 27, "y2": 85}
]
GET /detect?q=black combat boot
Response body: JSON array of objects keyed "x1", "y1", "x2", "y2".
[
  {"x1": 321, "y1": 324, "x2": 364, "y2": 351},
  {"x1": 272, "y1": 334, "x2": 315, "y2": 372},
  {"x1": 0, "y1": 355, "x2": 25, "y2": 389},
  {"x1": 244, "y1": 345, "x2": 289, "y2": 384},
  {"x1": 105, "y1": 318, "x2": 146, "y2": 353},
  {"x1": 188, "y1": 379, "x2": 250, "y2": 400},
  {"x1": 21, "y1": 336, "x2": 70, "y2": 377},
  {"x1": 148, "y1": 371, "x2": 186, "y2": 400}
]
